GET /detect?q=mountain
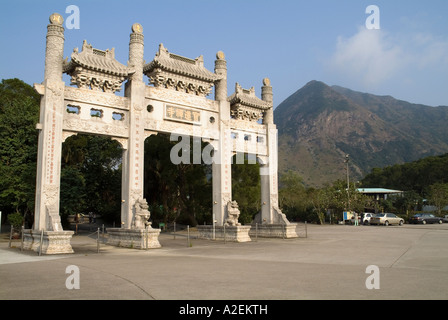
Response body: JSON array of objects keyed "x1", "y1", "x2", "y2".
[{"x1": 274, "y1": 80, "x2": 448, "y2": 187}]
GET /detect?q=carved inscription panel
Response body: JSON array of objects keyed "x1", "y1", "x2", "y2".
[{"x1": 165, "y1": 104, "x2": 201, "y2": 124}]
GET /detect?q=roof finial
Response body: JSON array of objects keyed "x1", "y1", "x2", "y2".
[
  {"x1": 49, "y1": 13, "x2": 63, "y2": 25},
  {"x1": 216, "y1": 51, "x2": 225, "y2": 60},
  {"x1": 132, "y1": 23, "x2": 143, "y2": 34}
]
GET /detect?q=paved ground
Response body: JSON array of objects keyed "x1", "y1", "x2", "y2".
[{"x1": 1, "y1": 223, "x2": 448, "y2": 300}]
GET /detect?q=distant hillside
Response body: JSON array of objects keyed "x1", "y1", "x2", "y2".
[{"x1": 274, "y1": 80, "x2": 448, "y2": 186}]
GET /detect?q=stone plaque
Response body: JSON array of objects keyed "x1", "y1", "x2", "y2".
[{"x1": 165, "y1": 104, "x2": 201, "y2": 124}]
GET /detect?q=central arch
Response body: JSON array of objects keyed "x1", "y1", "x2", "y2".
[
  {"x1": 143, "y1": 133, "x2": 213, "y2": 228},
  {"x1": 60, "y1": 134, "x2": 123, "y2": 228}
]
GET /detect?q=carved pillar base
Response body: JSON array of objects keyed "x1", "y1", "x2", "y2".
[
  {"x1": 107, "y1": 228, "x2": 161, "y2": 249},
  {"x1": 197, "y1": 225, "x2": 251, "y2": 242},
  {"x1": 249, "y1": 224, "x2": 298, "y2": 239},
  {"x1": 22, "y1": 230, "x2": 74, "y2": 254}
]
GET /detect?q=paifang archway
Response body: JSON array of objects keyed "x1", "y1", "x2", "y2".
[{"x1": 25, "y1": 13, "x2": 297, "y2": 254}]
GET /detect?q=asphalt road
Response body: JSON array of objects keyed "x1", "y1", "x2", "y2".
[{"x1": 1, "y1": 223, "x2": 448, "y2": 301}]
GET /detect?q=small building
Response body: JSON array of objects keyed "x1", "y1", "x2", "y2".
[{"x1": 357, "y1": 188, "x2": 403, "y2": 201}]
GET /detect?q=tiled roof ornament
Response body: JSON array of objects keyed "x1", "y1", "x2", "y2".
[
  {"x1": 143, "y1": 44, "x2": 218, "y2": 96},
  {"x1": 228, "y1": 82, "x2": 271, "y2": 122},
  {"x1": 63, "y1": 40, "x2": 135, "y2": 93}
]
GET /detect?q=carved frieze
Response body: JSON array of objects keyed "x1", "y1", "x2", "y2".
[
  {"x1": 230, "y1": 106, "x2": 264, "y2": 122},
  {"x1": 146, "y1": 84, "x2": 218, "y2": 111},
  {"x1": 63, "y1": 117, "x2": 129, "y2": 138},
  {"x1": 70, "y1": 72, "x2": 125, "y2": 93},
  {"x1": 64, "y1": 86, "x2": 128, "y2": 109},
  {"x1": 148, "y1": 72, "x2": 214, "y2": 97}
]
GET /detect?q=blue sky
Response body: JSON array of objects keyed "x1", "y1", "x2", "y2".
[{"x1": 1, "y1": 0, "x2": 447, "y2": 107}]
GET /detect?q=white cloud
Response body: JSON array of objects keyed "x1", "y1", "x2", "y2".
[
  {"x1": 326, "y1": 26, "x2": 448, "y2": 105},
  {"x1": 329, "y1": 27, "x2": 407, "y2": 87}
]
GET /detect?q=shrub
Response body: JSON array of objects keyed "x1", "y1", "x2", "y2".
[{"x1": 7, "y1": 212, "x2": 24, "y2": 229}]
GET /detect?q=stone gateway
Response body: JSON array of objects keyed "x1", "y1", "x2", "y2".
[{"x1": 27, "y1": 13, "x2": 297, "y2": 254}]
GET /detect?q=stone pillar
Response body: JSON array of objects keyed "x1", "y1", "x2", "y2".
[
  {"x1": 260, "y1": 78, "x2": 279, "y2": 224},
  {"x1": 261, "y1": 78, "x2": 274, "y2": 124},
  {"x1": 259, "y1": 129, "x2": 279, "y2": 224},
  {"x1": 213, "y1": 51, "x2": 232, "y2": 226},
  {"x1": 34, "y1": 13, "x2": 66, "y2": 231},
  {"x1": 254, "y1": 79, "x2": 297, "y2": 237},
  {"x1": 129, "y1": 23, "x2": 144, "y2": 82},
  {"x1": 122, "y1": 23, "x2": 146, "y2": 228},
  {"x1": 214, "y1": 51, "x2": 227, "y2": 101}
]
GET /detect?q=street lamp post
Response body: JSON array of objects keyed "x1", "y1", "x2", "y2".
[{"x1": 345, "y1": 154, "x2": 351, "y2": 213}]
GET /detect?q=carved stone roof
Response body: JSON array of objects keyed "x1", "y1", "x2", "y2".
[
  {"x1": 143, "y1": 44, "x2": 218, "y2": 82},
  {"x1": 63, "y1": 40, "x2": 135, "y2": 77},
  {"x1": 228, "y1": 83, "x2": 271, "y2": 110}
]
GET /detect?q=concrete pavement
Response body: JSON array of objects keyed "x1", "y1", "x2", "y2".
[{"x1": 1, "y1": 223, "x2": 448, "y2": 300}]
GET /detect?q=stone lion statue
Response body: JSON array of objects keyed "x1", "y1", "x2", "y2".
[
  {"x1": 225, "y1": 200, "x2": 241, "y2": 226},
  {"x1": 133, "y1": 198, "x2": 152, "y2": 229}
]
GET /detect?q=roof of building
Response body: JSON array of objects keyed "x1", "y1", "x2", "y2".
[
  {"x1": 227, "y1": 83, "x2": 271, "y2": 110},
  {"x1": 357, "y1": 188, "x2": 403, "y2": 194},
  {"x1": 143, "y1": 43, "x2": 218, "y2": 82},
  {"x1": 63, "y1": 40, "x2": 134, "y2": 77}
]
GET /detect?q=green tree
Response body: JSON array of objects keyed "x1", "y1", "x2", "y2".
[
  {"x1": 279, "y1": 170, "x2": 306, "y2": 207},
  {"x1": 361, "y1": 153, "x2": 448, "y2": 196},
  {"x1": 279, "y1": 170, "x2": 308, "y2": 222},
  {"x1": 144, "y1": 134, "x2": 212, "y2": 226},
  {"x1": 428, "y1": 183, "x2": 448, "y2": 216},
  {"x1": 391, "y1": 190, "x2": 421, "y2": 218},
  {"x1": 307, "y1": 186, "x2": 332, "y2": 224},
  {"x1": 0, "y1": 79, "x2": 39, "y2": 226},
  {"x1": 232, "y1": 154, "x2": 260, "y2": 224},
  {"x1": 61, "y1": 135, "x2": 123, "y2": 224},
  {"x1": 330, "y1": 180, "x2": 350, "y2": 217},
  {"x1": 350, "y1": 188, "x2": 373, "y2": 216},
  {"x1": 60, "y1": 166, "x2": 85, "y2": 226}
]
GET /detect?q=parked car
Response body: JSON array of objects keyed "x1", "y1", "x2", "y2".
[
  {"x1": 362, "y1": 213, "x2": 375, "y2": 225},
  {"x1": 409, "y1": 213, "x2": 443, "y2": 224},
  {"x1": 443, "y1": 215, "x2": 448, "y2": 223},
  {"x1": 369, "y1": 213, "x2": 404, "y2": 226}
]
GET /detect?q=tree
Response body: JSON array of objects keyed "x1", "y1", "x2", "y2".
[
  {"x1": 428, "y1": 183, "x2": 448, "y2": 216},
  {"x1": 330, "y1": 180, "x2": 350, "y2": 217},
  {"x1": 361, "y1": 153, "x2": 448, "y2": 196},
  {"x1": 144, "y1": 134, "x2": 212, "y2": 226},
  {"x1": 390, "y1": 190, "x2": 421, "y2": 218},
  {"x1": 279, "y1": 170, "x2": 306, "y2": 207},
  {"x1": 350, "y1": 188, "x2": 374, "y2": 216},
  {"x1": 61, "y1": 134, "x2": 123, "y2": 224},
  {"x1": 232, "y1": 153, "x2": 261, "y2": 224},
  {"x1": 0, "y1": 79, "x2": 39, "y2": 226},
  {"x1": 307, "y1": 186, "x2": 332, "y2": 224},
  {"x1": 279, "y1": 170, "x2": 308, "y2": 222},
  {"x1": 60, "y1": 166, "x2": 85, "y2": 225}
]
